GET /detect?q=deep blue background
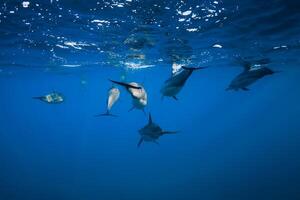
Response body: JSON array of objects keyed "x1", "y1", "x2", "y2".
[{"x1": 1, "y1": 0, "x2": 300, "y2": 199}]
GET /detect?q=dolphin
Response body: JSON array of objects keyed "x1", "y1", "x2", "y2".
[
  {"x1": 235, "y1": 57, "x2": 271, "y2": 68},
  {"x1": 160, "y1": 66, "x2": 206, "y2": 100},
  {"x1": 227, "y1": 58, "x2": 278, "y2": 91},
  {"x1": 33, "y1": 92, "x2": 64, "y2": 104},
  {"x1": 109, "y1": 79, "x2": 147, "y2": 113},
  {"x1": 138, "y1": 113, "x2": 177, "y2": 147},
  {"x1": 96, "y1": 86, "x2": 120, "y2": 117}
]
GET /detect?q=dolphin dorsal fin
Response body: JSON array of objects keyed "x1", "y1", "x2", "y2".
[
  {"x1": 181, "y1": 66, "x2": 207, "y2": 71},
  {"x1": 148, "y1": 113, "x2": 153, "y2": 124},
  {"x1": 235, "y1": 56, "x2": 251, "y2": 71}
]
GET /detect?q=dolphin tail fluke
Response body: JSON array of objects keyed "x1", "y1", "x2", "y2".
[
  {"x1": 182, "y1": 66, "x2": 207, "y2": 71},
  {"x1": 95, "y1": 111, "x2": 118, "y2": 117},
  {"x1": 109, "y1": 79, "x2": 142, "y2": 90},
  {"x1": 137, "y1": 138, "x2": 144, "y2": 147}
]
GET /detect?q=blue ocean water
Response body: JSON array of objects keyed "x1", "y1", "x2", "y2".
[{"x1": 1, "y1": 0, "x2": 300, "y2": 199}]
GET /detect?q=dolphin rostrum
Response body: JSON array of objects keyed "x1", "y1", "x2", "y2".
[
  {"x1": 138, "y1": 113, "x2": 177, "y2": 147},
  {"x1": 109, "y1": 79, "x2": 147, "y2": 113},
  {"x1": 160, "y1": 66, "x2": 206, "y2": 100},
  {"x1": 96, "y1": 86, "x2": 120, "y2": 117},
  {"x1": 227, "y1": 58, "x2": 278, "y2": 91},
  {"x1": 33, "y1": 91, "x2": 64, "y2": 104}
]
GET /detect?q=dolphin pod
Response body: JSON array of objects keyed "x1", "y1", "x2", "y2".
[{"x1": 33, "y1": 57, "x2": 279, "y2": 147}]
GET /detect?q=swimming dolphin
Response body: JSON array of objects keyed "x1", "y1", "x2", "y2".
[
  {"x1": 138, "y1": 113, "x2": 177, "y2": 147},
  {"x1": 235, "y1": 57, "x2": 271, "y2": 68},
  {"x1": 96, "y1": 86, "x2": 120, "y2": 117},
  {"x1": 109, "y1": 79, "x2": 147, "y2": 113},
  {"x1": 227, "y1": 59, "x2": 278, "y2": 91},
  {"x1": 33, "y1": 92, "x2": 64, "y2": 104},
  {"x1": 160, "y1": 66, "x2": 206, "y2": 100}
]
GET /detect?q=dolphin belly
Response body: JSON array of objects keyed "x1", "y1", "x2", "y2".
[
  {"x1": 160, "y1": 85, "x2": 182, "y2": 96},
  {"x1": 142, "y1": 135, "x2": 155, "y2": 142},
  {"x1": 231, "y1": 76, "x2": 259, "y2": 90},
  {"x1": 160, "y1": 68, "x2": 195, "y2": 97},
  {"x1": 129, "y1": 87, "x2": 145, "y2": 99},
  {"x1": 45, "y1": 94, "x2": 64, "y2": 103},
  {"x1": 132, "y1": 98, "x2": 146, "y2": 109},
  {"x1": 164, "y1": 75, "x2": 189, "y2": 88},
  {"x1": 107, "y1": 88, "x2": 120, "y2": 110},
  {"x1": 229, "y1": 71, "x2": 262, "y2": 90}
]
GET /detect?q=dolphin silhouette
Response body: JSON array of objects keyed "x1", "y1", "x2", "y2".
[
  {"x1": 33, "y1": 91, "x2": 64, "y2": 104},
  {"x1": 160, "y1": 66, "x2": 206, "y2": 100},
  {"x1": 138, "y1": 113, "x2": 177, "y2": 147},
  {"x1": 96, "y1": 86, "x2": 120, "y2": 117}
]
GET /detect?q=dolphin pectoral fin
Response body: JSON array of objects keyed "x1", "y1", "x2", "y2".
[
  {"x1": 258, "y1": 58, "x2": 271, "y2": 65},
  {"x1": 182, "y1": 66, "x2": 207, "y2": 71},
  {"x1": 137, "y1": 138, "x2": 144, "y2": 147},
  {"x1": 242, "y1": 87, "x2": 250, "y2": 91},
  {"x1": 32, "y1": 96, "x2": 47, "y2": 103},
  {"x1": 235, "y1": 56, "x2": 252, "y2": 71},
  {"x1": 32, "y1": 96, "x2": 45, "y2": 101},
  {"x1": 172, "y1": 96, "x2": 178, "y2": 100},
  {"x1": 142, "y1": 109, "x2": 146, "y2": 115},
  {"x1": 109, "y1": 79, "x2": 142, "y2": 90}
]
